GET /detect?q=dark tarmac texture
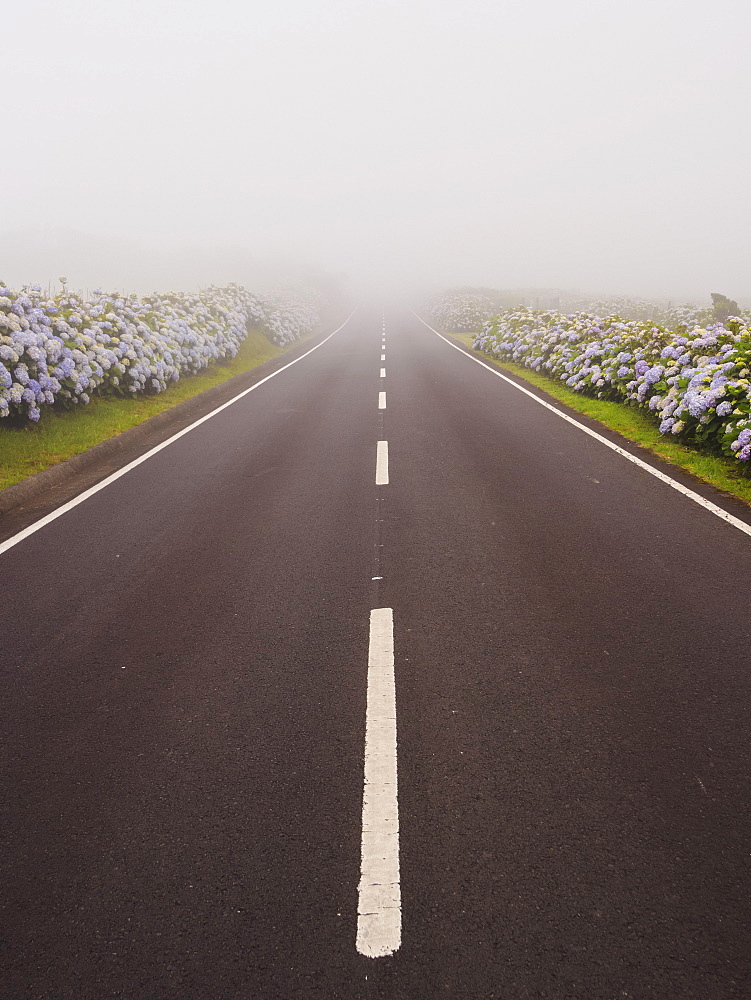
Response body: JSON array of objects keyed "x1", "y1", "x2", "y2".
[{"x1": 2, "y1": 309, "x2": 750, "y2": 998}]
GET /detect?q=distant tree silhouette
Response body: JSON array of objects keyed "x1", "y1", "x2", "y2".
[{"x1": 711, "y1": 292, "x2": 740, "y2": 322}]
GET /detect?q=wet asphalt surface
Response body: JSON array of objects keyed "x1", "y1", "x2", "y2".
[{"x1": 2, "y1": 308, "x2": 751, "y2": 998}]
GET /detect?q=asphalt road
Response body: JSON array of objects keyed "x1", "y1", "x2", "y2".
[{"x1": 2, "y1": 307, "x2": 751, "y2": 998}]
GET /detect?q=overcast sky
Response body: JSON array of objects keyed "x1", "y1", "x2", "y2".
[{"x1": 3, "y1": 0, "x2": 750, "y2": 301}]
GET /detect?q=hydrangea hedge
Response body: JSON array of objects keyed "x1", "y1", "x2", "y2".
[
  {"x1": 0, "y1": 283, "x2": 319, "y2": 422},
  {"x1": 474, "y1": 307, "x2": 751, "y2": 464},
  {"x1": 430, "y1": 292, "x2": 496, "y2": 333},
  {"x1": 556, "y1": 297, "x2": 751, "y2": 331},
  {"x1": 434, "y1": 289, "x2": 751, "y2": 333}
]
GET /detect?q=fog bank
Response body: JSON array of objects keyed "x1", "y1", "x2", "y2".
[{"x1": 3, "y1": 0, "x2": 750, "y2": 303}]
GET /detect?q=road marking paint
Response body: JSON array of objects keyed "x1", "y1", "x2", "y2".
[
  {"x1": 0, "y1": 312, "x2": 357, "y2": 557},
  {"x1": 413, "y1": 312, "x2": 751, "y2": 540},
  {"x1": 378, "y1": 392, "x2": 386, "y2": 410},
  {"x1": 376, "y1": 441, "x2": 389, "y2": 485},
  {"x1": 380, "y1": 368, "x2": 386, "y2": 378},
  {"x1": 381, "y1": 353, "x2": 386, "y2": 361},
  {"x1": 357, "y1": 607, "x2": 401, "y2": 958}
]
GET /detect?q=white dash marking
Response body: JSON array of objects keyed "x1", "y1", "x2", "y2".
[
  {"x1": 357, "y1": 608, "x2": 401, "y2": 958},
  {"x1": 376, "y1": 441, "x2": 389, "y2": 485},
  {"x1": 380, "y1": 367, "x2": 386, "y2": 378},
  {"x1": 378, "y1": 392, "x2": 386, "y2": 410},
  {"x1": 381, "y1": 353, "x2": 386, "y2": 361}
]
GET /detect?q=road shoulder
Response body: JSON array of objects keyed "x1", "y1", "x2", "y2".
[
  {"x1": 0, "y1": 326, "x2": 331, "y2": 539},
  {"x1": 446, "y1": 329, "x2": 751, "y2": 512}
]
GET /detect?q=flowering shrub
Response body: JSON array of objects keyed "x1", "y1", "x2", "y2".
[
  {"x1": 431, "y1": 289, "x2": 751, "y2": 334},
  {"x1": 0, "y1": 283, "x2": 319, "y2": 422},
  {"x1": 518, "y1": 295, "x2": 750, "y2": 331},
  {"x1": 430, "y1": 292, "x2": 496, "y2": 333},
  {"x1": 474, "y1": 307, "x2": 751, "y2": 464}
]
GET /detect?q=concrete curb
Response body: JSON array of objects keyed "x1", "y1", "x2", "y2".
[{"x1": 0, "y1": 328, "x2": 327, "y2": 517}]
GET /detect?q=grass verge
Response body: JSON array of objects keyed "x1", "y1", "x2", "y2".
[
  {"x1": 451, "y1": 331, "x2": 751, "y2": 508},
  {"x1": 0, "y1": 328, "x2": 297, "y2": 491}
]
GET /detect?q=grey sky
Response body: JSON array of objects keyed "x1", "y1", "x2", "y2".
[{"x1": 3, "y1": 0, "x2": 750, "y2": 300}]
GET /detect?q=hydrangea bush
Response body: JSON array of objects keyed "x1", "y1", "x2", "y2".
[
  {"x1": 560, "y1": 297, "x2": 751, "y2": 330},
  {"x1": 474, "y1": 307, "x2": 751, "y2": 464},
  {"x1": 430, "y1": 292, "x2": 496, "y2": 333},
  {"x1": 0, "y1": 283, "x2": 319, "y2": 422}
]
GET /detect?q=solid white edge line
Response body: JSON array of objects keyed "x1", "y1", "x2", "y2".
[
  {"x1": 376, "y1": 441, "x2": 389, "y2": 485},
  {"x1": 411, "y1": 311, "x2": 751, "y2": 539},
  {"x1": 356, "y1": 607, "x2": 401, "y2": 958},
  {"x1": 0, "y1": 311, "x2": 357, "y2": 557},
  {"x1": 378, "y1": 392, "x2": 386, "y2": 410}
]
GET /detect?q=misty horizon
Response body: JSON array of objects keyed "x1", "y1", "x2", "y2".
[{"x1": 4, "y1": 0, "x2": 750, "y2": 304}]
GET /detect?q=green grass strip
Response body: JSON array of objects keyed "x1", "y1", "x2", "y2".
[
  {"x1": 0, "y1": 328, "x2": 297, "y2": 491},
  {"x1": 451, "y1": 332, "x2": 751, "y2": 508}
]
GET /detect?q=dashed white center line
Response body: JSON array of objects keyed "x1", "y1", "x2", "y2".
[
  {"x1": 375, "y1": 441, "x2": 389, "y2": 484},
  {"x1": 356, "y1": 607, "x2": 401, "y2": 958},
  {"x1": 378, "y1": 392, "x2": 386, "y2": 410},
  {"x1": 380, "y1": 367, "x2": 386, "y2": 378},
  {"x1": 381, "y1": 353, "x2": 386, "y2": 361}
]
